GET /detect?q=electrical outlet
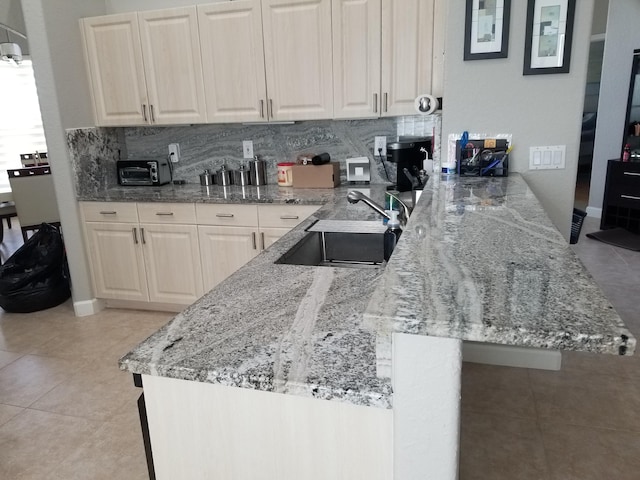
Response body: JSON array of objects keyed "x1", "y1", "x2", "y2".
[
  {"x1": 243, "y1": 140, "x2": 254, "y2": 159},
  {"x1": 374, "y1": 136, "x2": 387, "y2": 157},
  {"x1": 168, "y1": 143, "x2": 180, "y2": 163}
]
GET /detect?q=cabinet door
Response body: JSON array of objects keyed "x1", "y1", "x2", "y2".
[
  {"x1": 332, "y1": 0, "x2": 381, "y2": 119},
  {"x1": 258, "y1": 227, "x2": 289, "y2": 250},
  {"x1": 138, "y1": 7, "x2": 207, "y2": 125},
  {"x1": 81, "y1": 13, "x2": 148, "y2": 126},
  {"x1": 261, "y1": 0, "x2": 333, "y2": 121},
  {"x1": 199, "y1": 226, "x2": 259, "y2": 291},
  {"x1": 380, "y1": 0, "x2": 434, "y2": 116},
  {"x1": 140, "y1": 224, "x2": 204, "y2": 305},
  {"x1": 198, "y1": 1, "x2": 268, "y2": 123},
  {"x1": 84, "y1": 222, "x2": 148, "y2": 301}
]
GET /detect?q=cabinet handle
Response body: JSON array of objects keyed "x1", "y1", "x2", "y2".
[
  {"x1": 621, "y1": 194, "x2": 640, "y2": 201},
  {"x1": 373, "y1": 93, "x2": 378, "y2": 113},
  {"x1": 155, "y1": 212, "x2": 174, "y2": 216},
  {"x1": 215, "y1": 213, "x2": 234, "y2": 218},
  {"x1": 142, "y1": 104, "x2": 148, "y2": 122},
  {"x1": 260, "y1": 99, "x2": 264, "y2": 118},
  {"x1": 99, "y1": 211, "x2": 117, "y2": 215},
  {"x1": 383, "y1": 93, "x2": 388, "y2": 113},
  {"x1": 252, "y1": 232, "x2": 257, "y2": 250},
  {"x1": 269, "y1": 98, "x2": 273, "y2": 119},
  {"x1": 280, "y1": 215, "x2": 299, "y2": 220},
  {"x1": 623, "y1": 172, "x2": 640, "y2": 177},
  {"x1": 260, "y1": 232, "x2": 265, "y2": 250},
  {"x1": 150, "y1": 105, "x2": 155, "y2": 123},
  {"x1": 141, "y1": 227, "x2": 146, "y2": 244},
  {"x1": 132, "y1": 228, "x2": 138, "y2": 245}
]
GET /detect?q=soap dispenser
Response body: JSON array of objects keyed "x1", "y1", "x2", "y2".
[{"x1": 384, "y1": 210, "x2": 402, "y2": 261}]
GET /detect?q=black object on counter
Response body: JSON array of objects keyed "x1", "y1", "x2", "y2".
[
  {"x1": 0, "y1": 223, "x2": 70, "y2": 313},
  {"x1": 312, "y1": 153, "x2": 331, "y2": 165}
]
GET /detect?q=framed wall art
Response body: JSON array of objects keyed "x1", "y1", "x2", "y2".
[
  {"x1": 523, "y1": 0, "x2": 576, "y2": 75},
  {"x1": 464, "y1": 0, "x2": 511, "y2": 61}
]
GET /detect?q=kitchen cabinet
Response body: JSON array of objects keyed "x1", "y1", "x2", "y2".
[
  {"x1": 197, "y1": 203, "x2": 320, "y2": 290},
  {"x1": 81, "y1": 8, "x2": 206, "y2": 126},
  {"x1": 332, "y1": 0, "x2": 439, "y2": 119},
  {"x1": 600, "y1": 160, "x2": 640, "y2": 233},
  {"x1": 81, "y1": 202, "x2": 204, "y2": 306}
]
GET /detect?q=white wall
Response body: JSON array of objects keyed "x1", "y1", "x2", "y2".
[
  {"x1": 442, "y1": 1, "x2": 595, "y2": 239},
  {"x1": 588, "y1": 0, "x2": 640, "y2": 213},
  {"x1": 21, "y1": 0, "x2": 106, "y2": 310}
]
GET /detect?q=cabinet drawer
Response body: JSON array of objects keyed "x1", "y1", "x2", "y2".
[
  {"x1": 196, "y1": 204, "x2": 258, "y2": 226},
  {"x1": 257, "y1": 204, "x2": 320, "y2": 228},
  {"x1": 81, "y1": 202, "x2": 139, "y2": 223},
  {"x1": 138, "y1": 203, "x2": 197, "y2": 224}
]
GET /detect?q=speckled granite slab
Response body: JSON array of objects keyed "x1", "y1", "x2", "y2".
[
  {"x1": 365, "y1": 174, "x2": 636, "y2": 367},
  {"x1": 119, "y1": 176, "x2": 635, "y2": 411}
]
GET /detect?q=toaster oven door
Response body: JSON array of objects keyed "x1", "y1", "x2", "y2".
[{"x1": 119, "y1": 167, "x2": 153, "y2": 186}]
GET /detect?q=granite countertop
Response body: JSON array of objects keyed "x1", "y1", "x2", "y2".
[{"x1": 118, "y1": 174, "x2": 636, "y2": 410}]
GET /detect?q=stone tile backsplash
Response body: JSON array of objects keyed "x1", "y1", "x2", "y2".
[{"x1": 67, "y1": 114, "x2": 441, "y2": 192}]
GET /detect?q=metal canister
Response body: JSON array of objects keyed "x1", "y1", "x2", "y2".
[
  {"x1": 233, "y1": 165, "x2": 252, "y2": 186},
  {"x1": 250, "y1": 155, "x2": 267, "y2": 186},
  {"x1": 199, "y1": 169, "x2": 214, "y2": 186},
  {"x1": 215, "y1": 165, "x2": 233, "y2": 186}
]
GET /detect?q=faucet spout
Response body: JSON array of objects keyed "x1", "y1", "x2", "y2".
[{"x1": 347, "y1": 191, "x2": 390, "y2": 220}]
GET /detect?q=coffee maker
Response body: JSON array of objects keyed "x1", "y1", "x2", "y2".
[{"x1": 386, "y1": 138, "x2": 432, "y2": 192}]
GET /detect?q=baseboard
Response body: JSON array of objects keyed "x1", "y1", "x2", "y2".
[
  {"x1": 462, "y1": 341, "x2": 562, "y2": 370},
  {"x1": 586, "y1": 206, "x2": 602, "y2": 218},
  {"x1": 73, "y1": 298, "x2": 105, "y2": 317},
  {"x1": 104, "y1": 299, "x2": 184, "y2": 313}
]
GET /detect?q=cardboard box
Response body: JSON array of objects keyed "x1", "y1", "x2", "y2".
[{"x1": 292, "y1": 162, "x2": 341, "y2": 188}]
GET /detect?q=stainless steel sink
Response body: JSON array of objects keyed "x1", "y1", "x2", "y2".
[{"x1": 276, "y1": 220, "x2": 386, "y2": 268}]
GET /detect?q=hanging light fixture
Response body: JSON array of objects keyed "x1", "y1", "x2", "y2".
[{"x1": 0, "y1": 22, "x2": 27, "y2": 64}]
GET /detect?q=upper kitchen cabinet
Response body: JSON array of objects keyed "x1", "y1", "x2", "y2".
[
  {"x1": 332, "y1": 0, "x2": 441, "y2": 119},
  {"x1": 381, "y1": 0, "x2": 435, "y2": 116},
  {"x1": 81, "y1": 7, "x2": 206, "y2": 126},
  {"x1": 261, "y1": 0, "x2": 334, "y2": 121},
  {"x1": 197, "y1": 1, "x2": 268, "y2": 123}
]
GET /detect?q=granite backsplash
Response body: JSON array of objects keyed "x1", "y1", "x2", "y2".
[{"x1": 67, "y1": 115, "x2": 441, "y2": 196}]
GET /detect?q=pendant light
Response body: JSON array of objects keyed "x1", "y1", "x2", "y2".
[{"x1": 0, "y1": 22, "x2": 27, "y2": 64}]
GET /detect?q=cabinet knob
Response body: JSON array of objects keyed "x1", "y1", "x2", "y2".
[
  {"x1": 142, "y1": 104, "x2": 148, "y2": 123},
  {"x1": 280, "y1": 215, "x2": 299, "y2": 220},
  {"x1": 215, "y1": 213, "x2": 234, "y2": 218},
  {"x1": 155, "y1": 212, "x2": 174, "y2": 216},
  {"x1": 252, "y1": 231, "x2": 257, "y2": 250},
  {"x1": 373, "y1": 93, "x2": 378, "y2": 113},
  {"x1": 99, "y1": 211, "x2": 117, "y2": 215},
  {"x1": 132, "y1": 228, "x2": 138, "y2": 244},
  {"x1": 149, "y1": 105, "x2": 155, "y2": 123}
]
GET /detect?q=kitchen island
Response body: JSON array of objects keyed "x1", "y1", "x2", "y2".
[{"x1": 117, "y1": 174, "x2": 635, "y2": 479}]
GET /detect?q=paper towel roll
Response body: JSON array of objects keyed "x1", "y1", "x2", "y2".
[{"x1": 414, "y1": 94, "x2": 438, "y2": 115}]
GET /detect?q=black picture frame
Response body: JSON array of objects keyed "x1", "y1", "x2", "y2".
[
  {"x1": 523, "y1": 0, "x2": 576, "y2": 75},
  {"x1": 464, "y1": 0, "x2": 511, "y2": 61}
]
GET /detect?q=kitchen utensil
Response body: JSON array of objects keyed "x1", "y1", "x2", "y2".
[
  {"x1": 215, "y1": 165, "x2": 233, "y2": 186},
  {"x1": 250, "y1": 156, "x2": 267, "y2": 185},
  {"x1": 199, "y1": 169, "x2": 214, "y2": 186},
  {"x1": 402, "y1": 168, "x2": 419, "y2": 189},
  {"x1": 233, "y1": 165, "x2": 252, "y2": 186}
]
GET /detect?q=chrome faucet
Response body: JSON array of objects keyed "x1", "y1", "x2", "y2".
[{"x1": 347, "y1": 190, "x2": 412, "y2": 223}]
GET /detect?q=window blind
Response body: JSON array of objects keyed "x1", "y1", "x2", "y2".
[{"x1": 0, "y1": 58, "x2": 48, "y2": 191}]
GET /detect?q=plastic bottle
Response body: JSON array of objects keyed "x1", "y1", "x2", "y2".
[
  {"x1": 623, "y1": 144, "x2": 631, "y2": 162},
  {"x1": 383, "y1": 210, "x2": 402, "y2": 261}
]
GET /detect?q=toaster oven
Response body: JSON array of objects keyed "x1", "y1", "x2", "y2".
[{"x1": 117, "y1": 159, "x2": 171, "y2": 186}]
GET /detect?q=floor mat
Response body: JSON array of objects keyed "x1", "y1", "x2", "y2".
[{"x1": 586, "y1": 228, "x2": 640, "y2": 251}]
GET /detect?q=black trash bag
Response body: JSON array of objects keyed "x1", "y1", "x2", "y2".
[{"x1": 0, "y1": 223, "x2": 71, "y2": 313}]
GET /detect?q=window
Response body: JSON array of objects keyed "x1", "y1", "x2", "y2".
[{"x1": 0, "y1": 58, "x2": 48, "y2": 190}]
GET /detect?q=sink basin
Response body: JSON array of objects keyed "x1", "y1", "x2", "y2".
[{"x1": 276, "y1": 220, "x2": 386, "y2": 268}]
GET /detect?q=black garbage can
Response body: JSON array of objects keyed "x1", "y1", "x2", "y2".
[{"x1": 0, "y1": 223, "x2": 71, "y2": 313}]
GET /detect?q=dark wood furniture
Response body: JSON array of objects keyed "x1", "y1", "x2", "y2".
[
  {"x1": 0, "y1": 202, "x2": 18, "y2": 243},
  {"x1": 600, "y1": 159, "x2": 640, "y2": 233}
]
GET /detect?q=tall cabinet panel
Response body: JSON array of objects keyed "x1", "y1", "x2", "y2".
[
  {"x1": 138, "y1": 7, "x2": 207, "y2": 125},
  {"x1": 332, "y1": 0, "x2": 381, "y2": 119},
  {"x1": 198, "y1": 0, "x2": 268, "y2": 123},
  {"x1": 81, "y1": 13, "x2": 148, "y2": 126},
  {"x1": 261, "y1": 0, "x2": 333, "y2": 120},
  {"x1": 381, "y1": 0, "x2": 435, "y2": 116}
]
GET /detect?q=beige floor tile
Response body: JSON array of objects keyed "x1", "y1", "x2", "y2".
[
  {"x1": 0, "y1": 408, "x2": 102, "y2": 479},
  {"x1": 0, "y1": 403, "x2": 23, "y2": 427},
  {"x1": 530, "y1": 368, "x2": 640, "y2": 432},
  {"x1": 0, "y1": 354, "x2": 82, "y2": 407},
  {"x1": 461, "y1": 363, "x2": 536, "y2": 419},
  {"x1": 0, "y1": 349, "x2": 22, "y2": 369},
  {"x1": 29, "y1": 358, "x2": 140, "y2": 422},
  {"x1": 540, "y1": 420, "x2": 640, "y2": 480},
  {"x1": 561, "y1": 350, "x2": 640, "y2": 380},
  {"x1": 459, "y1": 411, "x2": 551, "y2": 480},
  {"x1": 0, "y1": 315, "x2": 67, "y2": 353}
]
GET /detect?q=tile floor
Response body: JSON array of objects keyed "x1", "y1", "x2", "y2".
[{"x1": 0, "y1": 217, "x2": 637, "y2": 479}]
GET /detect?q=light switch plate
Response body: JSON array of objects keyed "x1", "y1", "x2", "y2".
[{"x1": 529, "y1": 145, "x2": 566, "y2": 170}]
